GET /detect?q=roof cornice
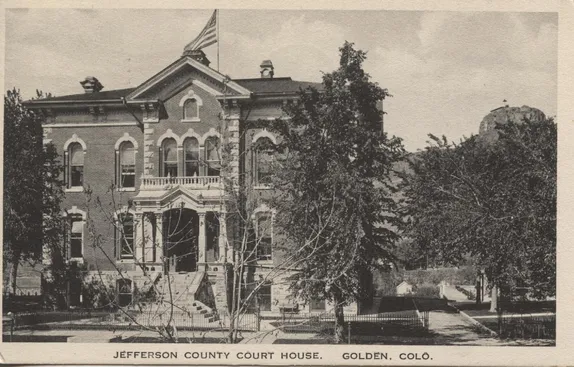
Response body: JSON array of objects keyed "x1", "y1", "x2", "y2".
[{"x1": 127, "y1": 57, "x2": 252, "y2": 100}]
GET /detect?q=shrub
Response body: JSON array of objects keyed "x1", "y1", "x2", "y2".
[{"x1": 413, "y1": 283, "x2": 440, "y2": 298}]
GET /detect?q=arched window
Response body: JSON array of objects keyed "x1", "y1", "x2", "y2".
[
  {"x1": 64, "y1": 212, "x2": 85, "y2": 260},
  {"x1": 204, "y1": 137, "x2": 221, "y2": 177},
  {"x1": 69, "y1": 142, "x2": 84, "y2": 188},
  {"x1": 117, "y1": 278, "x2": 133, "y2": 307},
  {"x1": 254, "y1": 137, "x2": 275, "y2": 186},
  {"x1": 64, "y1": 207, "x2": 86, "y2": 261},
  {"x1": 161, "y1": 138, "x2": 178, "y2": 177},
  {"x1": 69, "y1": 214, "x2": 84, "y2": 258},
  {"x1": 183, "y1": 99, "x2": 199, "y2": 120},
  {"x1": 119, "y1": 141, "x2": 135, "y2": 188},
  {"x1": 117, "y1": 213, "x2": 134, "y2": 260},
  {"x1": 184, "y1": 138, "x2": 200, "y2": 177},
  {"x1": 256, "y1": 213, "x2": 273, "y2": 261}
]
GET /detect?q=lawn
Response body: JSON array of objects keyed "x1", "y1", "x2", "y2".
[
  {"x1": 476, "y1": 315, "x2": 555, "y2": 340},
  {"x1": 456, "y1": 300, "x2": 556, "y2": 340},
  {"x1": 457, "y1": 300, "x2": 555, "y2": 317}
]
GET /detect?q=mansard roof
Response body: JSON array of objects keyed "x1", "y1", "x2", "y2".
[
  {"x1": 27, "y1": 88, "x2": 135, "y2": 103},
  {"x1": 234, "y1": 77, "x2": 323, "y2": 95},
  {"x1": 27, "y1": 77, "x2": 322, "y2": 105}
]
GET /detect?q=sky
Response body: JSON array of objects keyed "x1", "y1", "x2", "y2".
[{"x1": 4, "y1": 9, "x2": 557, "y2": 151}]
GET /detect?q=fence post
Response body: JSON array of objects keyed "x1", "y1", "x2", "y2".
[
  {"x1": 256, "y1": 308, "x2": 261, "y2": 332},
  {"x1": 8, "y1": 312, "x2": 14, "y2": 342},
  {"x1": 347, "y1": 321, "x2": 351, "y2": 344}
]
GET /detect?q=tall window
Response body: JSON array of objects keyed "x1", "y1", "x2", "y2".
[
  {"x1": 69, "y1": 143, "x2": 84, "y2": 187},
  {"x1": 184, "y1": 138, "x2": 200, "y2": 177},
  {"x1": 117, "y1": 213, "x2": 134, "y2": 260},
  {"x1": 161, "y1": 138, "x2": 178, "y2": 177},
  {"x1": 256, "y1": 214, "x2": 272, "y2": 261},
  {"x1": 205, "y1": 137, "x2": 221, "y2": 176},
  {"x1": 69, "y1": 214, "x2": 83, "y2": 258},
  {"x1": 254, "y1": 137, "x2": 274, "y2": 186},
  {"x1": 119, "y1": 142, "x2": 135, "y2": 188},
  {"x1": 183, "y1": 99, "x2": 199, "y2": 120},
  {"x1": 69, "y1": 278, "x2": 82, "y2": 308},
  {"x1": 117, "y1": 279, "x2": 133, "y2": 307},
  {"x1": 258, "y1": 283, "x2": 272, "y2": 311}
]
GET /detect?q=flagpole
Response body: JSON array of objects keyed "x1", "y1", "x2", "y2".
[{"x1": 217, "y1": 9, "x2": 220, "y2": 72}]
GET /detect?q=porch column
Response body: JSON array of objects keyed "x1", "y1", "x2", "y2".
[
  {"x1": 134, "y1": 212, "x2": 144, "y2": 264},
  {"x1": 154, "y1": 212, "x2": 163, "y2": 265},
  {"x1": 177, "y1": 146, "x2": 184, "y2": 177},
  {"x1": 143, "y1": 214, "x2": 155, "y2": 263},
  {"x1": 218, "y1": 212, "x2": 227, "y2": 263},
  {"x1": 198, "y1": 212, "x2": 206, "y2": 269}
]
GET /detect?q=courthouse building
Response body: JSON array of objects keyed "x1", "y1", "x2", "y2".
[{"x1": 24, "y1": 49, "x2": 358, "y2": 314}]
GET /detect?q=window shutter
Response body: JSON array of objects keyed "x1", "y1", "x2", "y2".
[
  {"x1": 80, "y1": 220, "x2": 86, "y2": 258},
  {"x1": 114, "y1": 217, "x2": 118, "y2": 260},
  {"x1": 158, "y1": 147, "x2": 162, "y2": 177},
  {"x1": 252, "y1": 147, "x2": 256, "y2": 185},
  {"x1": 114, "y1": 151, "x2": 118, "y2": 188},
  {"x1": 63, "y1": 152, "x2": 68, "y2": 188},
  {"x1": 63, "y1": 218, "x2": 69, "y2": 259}
]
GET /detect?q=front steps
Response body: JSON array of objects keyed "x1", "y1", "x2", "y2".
[{"x1": 140, "y1": 272, "x2": 218, "y2": 322}]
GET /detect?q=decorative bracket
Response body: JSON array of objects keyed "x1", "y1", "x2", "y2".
[{"x1": 140, "y1": 103, "x2": 160, "y2": 123}]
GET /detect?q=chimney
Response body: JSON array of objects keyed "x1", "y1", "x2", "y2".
[
  {"x1": 80, "y1": 77, "x2": 103, "y2": 93},
  {"x1": 260, "y1": 60, "x2": 274, "y2": 79},
  {"x1": 182, "y1": 49, "x2": 211, "y2": 67}
]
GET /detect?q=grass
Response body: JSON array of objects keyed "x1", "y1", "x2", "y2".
[
  {"x1": 2, "y1": 334, "x2": 70, "y2": 342},
  {"x1": 456, "y1": 301, "x2": 556, "y2": 340},
  {"x1": 477, "y1": 315, "x2": 555, "y2": 340},
  {"x1": 114, "y1": 336, "x2": 240, "y2": 343},
  {"x1": 457, "y1": 300, "x2": 555, "y2": 317}
]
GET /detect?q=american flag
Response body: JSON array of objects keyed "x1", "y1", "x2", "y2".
[{"x1": 184, "y1": 10, "x2": 218, "y2": 51}]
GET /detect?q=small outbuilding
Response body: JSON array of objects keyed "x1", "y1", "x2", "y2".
[{"x1": 396, "y1": 281, "x2": 414, "y2": 296}]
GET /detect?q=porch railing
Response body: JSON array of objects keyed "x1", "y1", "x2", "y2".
[{"x1": 140, "y1": 176, "x2": 221, "y2": 190}]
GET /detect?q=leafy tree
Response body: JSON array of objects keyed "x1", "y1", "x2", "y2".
[
  {"x1": 270, "y1": 42, "x2": 405, "y2": 343},
  {"x1": 3, "y1": 89, "x2": 64, "y2": 295},
  {"x1": 402, "y1": 116, "x2": 556, "y2": 310}
]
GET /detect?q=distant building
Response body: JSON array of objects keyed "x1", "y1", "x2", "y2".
[{"x1": 396, "y1": 281, "x2": 413, "y2": 296}]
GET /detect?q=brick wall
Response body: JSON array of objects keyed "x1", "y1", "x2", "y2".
[{"x1": 47, "y1": 122, "x2": 143, "y2": 271}]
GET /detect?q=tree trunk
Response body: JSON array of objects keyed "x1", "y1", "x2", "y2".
[
  {"x1": 497, "y1": 287, "x2": 504, "y2": 336},
  {"x1": 10, "y1": 256, "x2": 20, "y2": 295},
  {"x1": 475, "y1": 274, "x2": 482, "y2": 304},
  {"x1": 333, "y1": 293, "x2": 346, "y2": 344},
  {"x1": 489, "y1": 284, "x2": 498, "y2": 313},
  {"x1": 228, "y1": 264, "x2": 238, "y2": 343}
]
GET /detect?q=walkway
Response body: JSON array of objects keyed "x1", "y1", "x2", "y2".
[{"x1": 442, "y1": 284, "x2": 472, "y2": 303}]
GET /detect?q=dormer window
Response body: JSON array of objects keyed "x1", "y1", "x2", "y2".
[{"x1": 179, "y1": 89, "x2": 203, "y2": 122}]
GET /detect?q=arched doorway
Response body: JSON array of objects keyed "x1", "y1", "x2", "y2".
[{"x1": 163, "y1": 208, "x2": 198, "y2": 273}]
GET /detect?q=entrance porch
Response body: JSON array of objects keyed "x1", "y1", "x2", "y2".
[{"x1": 132, "y1": 186, "x2": 229, "y2": 273}]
